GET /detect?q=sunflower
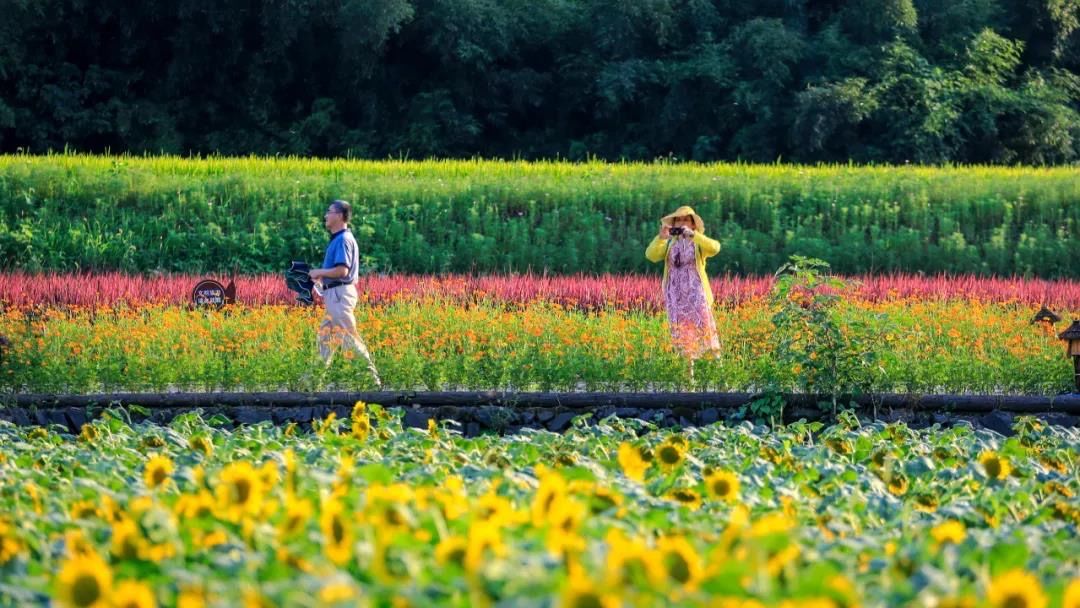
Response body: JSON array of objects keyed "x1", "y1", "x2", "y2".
[
  {"x1": 1053, "y1": 501, "x2": 1080, "y2": 525},
  {"x1": 826, "y1": 575, "x2": 860, "y2": 608},
  {"x1": 666, "y1": 433, "x2": 689, "y2": 448},
  {"x1": 259, "y1": 460, "x2": 280, "y2": 489},
  {"x1": 825, "y1": 438, "x2": 852, "y2": 455},
  {"x1": 143, "y1": 455, "x2": 174, "y2": 490},
  {"x1": 655, "y1": 440, "x2": 686, "y2": 472},
  {"x1": 191, "y1": 465, "x2": 206, "y2": 488},
  {"x1": 63, "y1": 531, "x2": 95, "y2": 557},
  {"x1": 930, "y1": 520, "x2": 966, "y2": 546},
  {"x1": 282, "y1": 449, "x2": 298, "y2": 495},
  {"x1": 243, "y1": 588, "x2": 275, "y2": 608},
  {"x1": 320, "y1": 499, "x2": 354, "y2": 566},
  {"x1": 657, "y1": 536, "x2": 703, "y2": 590},
  {"x1": 986, "y1": 569, "x2": 1046, "y2": 608},
  {"x1": 935, "y1": 596, "x2": 976, "y2": 608},
  {"x1": 886, "y1": 473, "x2": 909, "y2": 496},
  {"x1": 472, "y1": 491, "x2": 519, "y2": 526},
  {"x1": 369, "y1": 502, "x2": 414, "y2": 533},
  {"x1": 188, "y1": 436, "x2": 213, "y2": 458},
  {"x1": 111, "y1": 580, "x2": 156, "y2": 608},
  {"x1": 279, "y1": 496, "x2": 313, "y2": 537},
  {"x1": 714, "y1": 601, "x2": 767, "y2": 608},
  {"x1": 863, "y1": 451, "x2": 887, "y2": 471},
  {"x1": 558, "y1": 576, "x2": 620, "y2": 608},
  {"x1": 913, "y1": 493, "x2": 939, "y2": 513},
  {"x1": 604, "y1": 529, "x2": 665, "y2": 588},
  {"x1": 705, "y1": 470, "x2": 740, "y2": 503},
  {"x1": 111, "y1": 518, "x2": 145, "y2": 562},
  {"x1": 78, "y1": 423, "x2": 99, "y2": 443},
  {"x1": 194, "y1": 529, "x2": 228, "y2": 550},
  {"x1": 215, "y1": 461, "x2": 266, "y2": 522},
  {"x1": 434, "y1": 535, "x2": 468, "y2": 568},
  {"x1": 351, "y1": 400, "x2": 367, "y2": 418},
  {"x1": 351, "y1": 413, "x2": 372, "y2": 441},
  {"x1": 175, "y1": 490, "x2": 216, "y2": 520},
  {"x1": 765, "y1": 544, "x2": 802, "y2": 577},
  {"x1": 979, "y1": 451, "x2": 1012, "y2": 481},
  {"x1": 748, "y1": 512, "x2": 795, "y2": 538},
  {"x1": 0, "y1": 520, "x2": 24, "y2": 565},
  {"x1": 435, "y1": 477, "x2": 469, "y2": 521},
  {"x1": 94, "y1": 496, "x2": 122, "y2": 524},
  {"x1": 1063, "y1": 578, "x2": 1080, "y2": 608},
  {"x1": 546, "y1": 498, "x2": 587, "y2": 555},
  {"x1": 176, "y1": 587, "x2": 208, "y2": 608},
  {"x1": 319, "y1": 581, "x2": 357, "y2": 604},
  {"x1": 371, "y1": 533, "x2": 411, "y2": 582},
  {"x1": 589, "y1": 486, "x2": 623, "y2": 514},
  {"x1": 24, "y1": 482, "x2": 43, "y2": 515},
  {"x1": 617, "y1": 442, "x2": 650, "y2": 482},
  {"x1": 665, "y1": 488, "x2": 703, "y2": 511},
  {"x1": 56, "y1": 550, "x2": 113, "y2": 608},
  {"x1": 464, "y1": 519, "x2": 506, "y2": 574},
  {"x1": 1039, "y1": 455, "x2": 1067, "y2": 474},
  {"x1": 315, "y1": 412, "x2": 340, "y2": 436},
  {"x1": 762, "y1": 445, "x2": 787, "y2": 465},
  {"x1": 69, "y1": 500, "x2": 99, "y2": 520},
  {"x1": 932, "y1": 446, "x2": 955, "y2": 462},
  {"x1": 427, "y1": 418, "x2": 440, "y2": 439},
  {"x1": 334, "y1": 454, "x2": 355, "y2": 493},
  {"x1": 531, "y1": 469, "x2": 569, "y2": 527}
]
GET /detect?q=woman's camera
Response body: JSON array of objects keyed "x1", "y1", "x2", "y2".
[{"x1": 668, "y1": 226, "x2": 685, "y2": 236}]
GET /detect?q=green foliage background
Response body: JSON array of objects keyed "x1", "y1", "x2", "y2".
[{"x1": 1, "y1": 0, "x2": 1079, "y2": 164}]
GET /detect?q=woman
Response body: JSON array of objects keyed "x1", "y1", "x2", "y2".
[{"x1": 645, "y1": 206, "x2": 721, "y2": 375}]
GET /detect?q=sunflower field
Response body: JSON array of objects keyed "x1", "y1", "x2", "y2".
[
  {"x1": 0, "y1": 404, "x2": 1077, "y2": 607},
  {"x1": 2, "y1": 152, "x2": 1080, "y2": 608}
]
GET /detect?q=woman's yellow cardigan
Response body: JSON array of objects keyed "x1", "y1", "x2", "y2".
[{"x1": 645, "y1": 232, "x2": 721, "y2": 307}]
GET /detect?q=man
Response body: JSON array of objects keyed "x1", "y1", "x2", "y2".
[{"x1": 308, "y1": 199, "x2": 382, "y2": 388}]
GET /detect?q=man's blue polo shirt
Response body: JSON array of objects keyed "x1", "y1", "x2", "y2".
[{"x1": 322, "y1": 228, "x2": 359, "y2": 284}]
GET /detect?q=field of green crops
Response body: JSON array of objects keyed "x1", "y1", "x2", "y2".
[
  {"x1": 2, "y1": 154, "x2": 1078, "y2": 277},
  {"x1": 0, "y1": 406, "x2": 1077, "y2": 607}
]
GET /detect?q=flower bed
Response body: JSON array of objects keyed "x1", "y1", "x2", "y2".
[{"x1": 2, "y1": 299, "x2": 1073, "y2": 395}]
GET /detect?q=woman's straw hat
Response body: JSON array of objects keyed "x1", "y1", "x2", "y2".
[{"x1": 661, "y1": 205, "x2": 705, "y2": 233}]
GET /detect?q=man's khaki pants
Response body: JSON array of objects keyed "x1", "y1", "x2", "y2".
[{"x1": 318, "y1": 284, "x2": 381, "y2": 385}]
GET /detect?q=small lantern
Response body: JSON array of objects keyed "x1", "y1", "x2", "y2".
[
  {"x1": 1058, "y1": 320, "x2": 1080, "y2": 392},
  {"x1": 1031, "y1": 306, "x2": 1061, "y2": 325}
]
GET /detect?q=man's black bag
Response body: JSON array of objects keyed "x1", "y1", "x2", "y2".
[{"x1": 285, "y1": 261, "x2": 316, "y2": 305}]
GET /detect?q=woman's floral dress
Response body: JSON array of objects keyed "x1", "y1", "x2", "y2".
[{"x1": 664, "y1": 236, "x2": 720, "y2": 358}]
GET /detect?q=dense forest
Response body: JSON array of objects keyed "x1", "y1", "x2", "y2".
[{"x1": 1, "y1": 0, "x2": 1079, "y2": 164}]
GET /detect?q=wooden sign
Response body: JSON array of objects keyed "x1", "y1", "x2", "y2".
[{"x1": 192, "y1": 279, "x2": 236, "y2": 308}]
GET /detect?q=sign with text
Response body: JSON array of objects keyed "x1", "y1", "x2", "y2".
[{"x1": 192, "y1": 279, "x2": 230, "y2": 308}]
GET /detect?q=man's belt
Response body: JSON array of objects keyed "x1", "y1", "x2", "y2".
[{"x1": 323, "y1": 280, "x2": 352, "y2": 290}]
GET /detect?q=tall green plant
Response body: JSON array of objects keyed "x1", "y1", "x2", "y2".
[{"x1": 769, "y1": 256, "x2": 886, "y2": 416}]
